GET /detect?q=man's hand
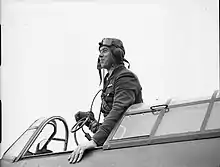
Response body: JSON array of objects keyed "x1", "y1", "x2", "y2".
[
  {"x1": 68, "y1": 140, "x2": 97, "y2": 164},
  {"x1": 75, "y1": 111, "x2": 95, "y2": 126},
  {"x1": 89, "y1": 120, "x2": 99, "y2": 133}
]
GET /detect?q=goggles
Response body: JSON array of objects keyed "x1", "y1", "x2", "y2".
[
  {"x1": 99, "y1": 38, "x2": 114, "y2": 46},
  {"x1": 99, "y1": 38, "x2": 125, "y2": 54}
]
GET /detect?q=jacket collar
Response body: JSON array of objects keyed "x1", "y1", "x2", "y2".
[{"x1": 104, "y1": 64, "x2": 125, "y2": 84}]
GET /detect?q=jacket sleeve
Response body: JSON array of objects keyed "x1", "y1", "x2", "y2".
[{"x1": 92, "y1": 72, "x2": 139, "y2": 146}]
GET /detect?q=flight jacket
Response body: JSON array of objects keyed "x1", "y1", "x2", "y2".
[{"x1": 92, "y1": 65, "x2": 143, "y2": 146}]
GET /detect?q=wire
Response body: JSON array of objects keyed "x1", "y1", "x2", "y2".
[
  {"x1": 72, "y1": 88, "x2": 103, "y2": 146},
  {"x1": 89, "y1": 89, "x2": 103, "y2": 113},
  {"x1": 73, "y1": 130, "x2": 78, "y2": 146},
  {"x1": 97, "y1": 108, "x2": 102, "y2": 124}
]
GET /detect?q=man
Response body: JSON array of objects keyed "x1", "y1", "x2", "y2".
[{"x1": 68, "y1": 38, "x2": 143, "y2": 163}]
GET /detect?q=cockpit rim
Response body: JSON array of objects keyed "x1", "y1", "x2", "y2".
[{"x1": 103, "y1": 90, "x2": 220, "y2": 150}]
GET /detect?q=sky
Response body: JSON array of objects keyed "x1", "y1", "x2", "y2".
[{"x1": 1, "y1": 0, "x2": 219, "y2": 157}]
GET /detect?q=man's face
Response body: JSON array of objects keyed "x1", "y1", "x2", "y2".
[{"x1": 99, "y1": 46, "x2": 115, "y2": 70}]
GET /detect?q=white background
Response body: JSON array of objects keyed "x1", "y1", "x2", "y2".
[{"x1": 1, "y1": 0, "x2": 219, "y2": 157}]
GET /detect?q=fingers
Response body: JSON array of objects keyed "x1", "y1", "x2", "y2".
[
  {"x1": 68, "y1": 151, "x2": 78, "y2": 164},
  {"x1": 68, "y1": 151, "x2": 77, "y2": 164},
  {"x1": 77, "y1": 150, "x2": 84, "y2": 163},
  {"x1": 68, "y1": 147, "x2": 84, "y2": 164},
  {"x1": 68, "y1": 140, "x2": 96, "y2": 163}
]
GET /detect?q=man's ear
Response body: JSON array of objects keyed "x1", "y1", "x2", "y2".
[{"x1": 112, "y1": 47, "x2": 124, "y2": 63}]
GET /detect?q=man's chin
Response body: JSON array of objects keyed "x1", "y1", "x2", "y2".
[
  {"x1": 100, "y1": 64, "x2": 106, "y2": 69},
  {"x1": 100, "y1": 64, "x2": 110, "y2": 70}
]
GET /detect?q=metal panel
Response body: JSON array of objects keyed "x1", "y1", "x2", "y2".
[
  {"x1": 105, "y1": 129, "x2": 220, "y2": 149},
  {"x1": 200, "y1": 90, "x2": 218, "y2": 130},
  {"x1": 206, "y1": 101, "x2": 220, "y2": 130},
  {"x1": 2, "y1": 137, "x2": 220, "y2": 167}
]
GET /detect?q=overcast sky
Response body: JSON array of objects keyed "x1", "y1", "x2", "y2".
[{"x1": 1, "y1": 0, "x2": 219, "y2": 157}]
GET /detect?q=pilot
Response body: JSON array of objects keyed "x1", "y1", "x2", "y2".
[{"x1": 68, "y1": 38, "x2": 143, "y2": 163}]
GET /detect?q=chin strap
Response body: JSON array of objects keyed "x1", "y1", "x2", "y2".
[
  {"x1": 123, "y1": 58, "x2": 130, "y2": 69},
  {"x1": 97, "y1": 58, "x2": 102, "y2": 86},
  {"x1": 98, "y1": 69, "x2": 102, "y2": 86}
]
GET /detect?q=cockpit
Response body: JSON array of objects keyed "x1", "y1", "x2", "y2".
[
  {"x1": 2, "y1": 116, "x2": 69, "y2": 162},
  {"x1": 1, "y1": 90, "x2": 220, "y2": 163}
]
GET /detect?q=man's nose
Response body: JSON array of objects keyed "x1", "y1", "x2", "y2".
[{"x1": 99, "y1": 53, "x2": 103, "y2": 59}]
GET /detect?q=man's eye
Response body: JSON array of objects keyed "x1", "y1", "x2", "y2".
[{"x1": 101, "y1": 49, "x2": 108, "y2": 53}]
